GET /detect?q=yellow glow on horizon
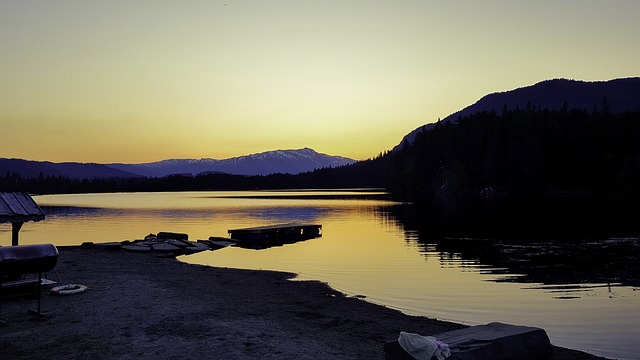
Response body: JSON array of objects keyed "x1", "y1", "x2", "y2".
[{"x1": 1, "y1": 1, "x2": 639, "y2": 163}]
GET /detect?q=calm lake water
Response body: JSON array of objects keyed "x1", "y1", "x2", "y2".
[{"x1": 4, "y1": 190, "x2": 638, "y2": 360}]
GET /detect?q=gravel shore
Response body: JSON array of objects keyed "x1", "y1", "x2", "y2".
[{"x1": 0, "y1": 248, "x2": 608, "y2": 359}]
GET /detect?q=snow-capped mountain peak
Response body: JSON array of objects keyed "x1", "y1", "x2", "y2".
[{"x1": 108, "y1": 148, "x2": 355, "y2": 177}]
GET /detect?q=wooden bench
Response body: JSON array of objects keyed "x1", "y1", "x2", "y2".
[{"x1": 0, "y1": 244, "x2": 59, "y2": 321}]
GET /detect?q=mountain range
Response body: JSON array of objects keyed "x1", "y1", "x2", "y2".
[
  {"x1": 107, "y1": 148, "x2": 355, "y2": 177},
  {"x1": 395, "y1": 77, "x2": 640, "y2": 151},
  {"x1": 3, "y1": 77, "x2": 639, "y2": 181},
  {"x1": 0, "y1": 148, "x2": 355, "y2": 179}
]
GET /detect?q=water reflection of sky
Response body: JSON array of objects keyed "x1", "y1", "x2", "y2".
[{"x1": 5, "y1": 191, "x2": 393, "y2": 245}]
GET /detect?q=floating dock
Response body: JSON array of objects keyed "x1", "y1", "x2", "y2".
[{"x1": 228, "y1": 223, "x2": 322, "y2": 243}]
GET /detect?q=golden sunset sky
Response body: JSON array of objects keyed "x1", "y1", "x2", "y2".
[{"x1": 1, "y1": 1, "x2": 639, "y2": 163}]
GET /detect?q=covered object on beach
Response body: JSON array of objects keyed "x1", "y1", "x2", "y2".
[{"x1": 0, "y1": 192, "x2": 45, "y2": 246}]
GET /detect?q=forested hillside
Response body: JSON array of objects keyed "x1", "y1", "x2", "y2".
[{"x1": 386, "y1": 106, "x2": 640, "y2": 200}]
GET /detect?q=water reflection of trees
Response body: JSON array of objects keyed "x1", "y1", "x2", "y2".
[
  {"x1": 41, "y1": 206, "x2": 103, "y2": 218},
  {"x1": 377, "y1": 196, "x2": 640, "y2": 287},
  {"x1": 42, "y1": 205, "x2": 331, "y2": 223}
]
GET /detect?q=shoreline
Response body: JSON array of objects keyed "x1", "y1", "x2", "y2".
[{"x1": 1, "y1": 248, "x2": 609, "y2": 359}]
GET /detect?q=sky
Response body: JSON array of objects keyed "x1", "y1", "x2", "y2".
[{"x1": 1, "y1": 1, "x2": 639, "y2": 163}]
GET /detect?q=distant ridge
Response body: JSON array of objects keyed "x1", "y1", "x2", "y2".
[
  {"x1": 108, "y1": 147, "x2": 355, "y2": 177},
  {"x1": 396, "y1": 77, "x2": 640, "y2": 150},
  {"x1": 0, "y1": 158, "x2": 141, "y2": 179},
  {"x1": 0, "y1": 148, "x2": 355, "y2": 179}
]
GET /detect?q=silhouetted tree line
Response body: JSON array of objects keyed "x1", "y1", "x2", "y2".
[
  {"x1": 385, "y1": 106, "x2": 640, "y2": 200},
  {"x1": 3, "y1": 107, "x2": 640, "y2": 200},
  {"x1": 0, "y1": 154, "x2": 390, "y2": 195}
]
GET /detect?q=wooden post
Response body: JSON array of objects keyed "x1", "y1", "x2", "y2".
[{"x1": 11, "y1": 222, "x2": 23, "y2": 246}]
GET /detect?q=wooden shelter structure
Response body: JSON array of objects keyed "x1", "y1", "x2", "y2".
[{"x1": 0, "y1": 193, "x2": 45, "y2": 246}]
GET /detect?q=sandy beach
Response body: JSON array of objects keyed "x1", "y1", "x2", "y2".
[{"x1": 0, "y1": 248, "x2": 608, "y2": 359}]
